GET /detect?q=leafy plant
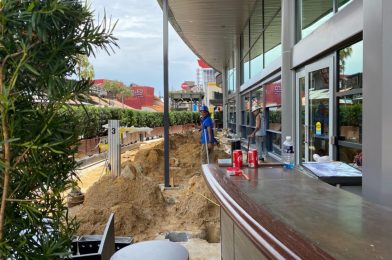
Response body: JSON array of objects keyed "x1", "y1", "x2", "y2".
[
  {"x1": 339, "y1": 104, "x2": 362, "y2": 127},
  {"x1": 0, "y1": 0, "x2": 117, "y2": 258}
]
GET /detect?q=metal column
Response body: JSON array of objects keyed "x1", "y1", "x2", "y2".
[
  {"x1": 281, "y1": 0, "x2": 296, "y2": 153},
  {"x1": 163, "y1": 0, "x2": 170, "y2": 187},
  {"x1": 108, "y1": 120, "x2": 121, "y2": 177}
]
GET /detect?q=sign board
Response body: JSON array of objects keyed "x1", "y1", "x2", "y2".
[
  {"x1": 316, "y1": 122, "x2": 322, "y2": 136},
  {"x1": 108, "y1": 120, "x2": 121, "y2": 177}
]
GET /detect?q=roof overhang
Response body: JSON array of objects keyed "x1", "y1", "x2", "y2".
[{"x1": 157, "y1": 0, "x2": 257, "y2": 72}]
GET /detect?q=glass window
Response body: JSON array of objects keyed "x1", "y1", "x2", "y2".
[
  {"x1": 228, "y1": 99, "x2": 236, "y2": 133},
  {"x1": 241, "y1": 24, "x2": 250, "y2": 59},
  {"x1": 250, "y1": 37, "x2": 263, "y2": 78},
  {"x1": 264, "y1": 78, "x2": 282, "y2": 157},
  {"x1": 250, "y1": 88, "x2": 263, "y2": 127},
  {"x1": 264, "y1": 3, "x2": 281, "y2": 67},
  {"x1": 241, "y1": 94, "x2": 251, "y2": 125},
  {"x1": 241, "y1": 54, "x2": 250, "y2": 84},
  {"x1": 337, "y1": 41, "x2": 363, "y2": 165},
  {"x1": 250, "y1": 0, "x2": 263, "y2": 46},
  {"x1": 338, "y1": 41, "x2": 363, "y2": 92},
  {"x1": 338, "y1": 94, "x2": 362, "y2": 144},
  {"x1": 265, "y1": 80, "x2": 282, "y2": 107},
  {"x1": 268, "y1": 107, "x2": 282, "y2": 132},
  {"x1": 338, "y1": 0, "x2": 353, "y2": 10},
  {"x1": 338, "y1": 146, "x2": 362, "y2": 165},
  {"x1": 299, "y1": 0, "x2": 334, "y2": 39},
  {"x1": 269, "y1": 132, "x2": 282, "y2": 156},
  {"x1": 226, "y1": 52, "x2": 236, "y2": 95}
]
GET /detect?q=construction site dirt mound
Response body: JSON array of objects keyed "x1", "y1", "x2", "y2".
[
  {"x1": 74, "y1": 174, "x2": 166, "y2": 241},
  {"x1": 175, "y1": 175, "x2": 220, "y2": 227},
  {"x1": 72, "y1": 131, "x2": 228, "y2": 243}
]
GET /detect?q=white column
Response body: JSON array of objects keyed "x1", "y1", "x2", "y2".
[
  {"x1": 362, "y1": 0, "x2": 392, "y2": 207},
  {"x1": 108, "y1": 120, "x2": 120, "y2": 177}
]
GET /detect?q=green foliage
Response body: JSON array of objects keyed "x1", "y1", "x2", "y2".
[
  {"x1": 339, "y1": 104, "x2": 362, "y2": 127},
  {"x1": 71, "y1": 106, "x2": 198, "y2": 138},
  {"x1": 269, "y1": 110, "x2": 282, "y2": 124},
  {"x1": 0, "y1": 0, "x2": 117, "y2": 258},
  {"x1": 102, "y1": 80, "x2": 131, "y2": 99},
  {"x1": 76, "y1": 54, "x2": 95, "y2": 80}
]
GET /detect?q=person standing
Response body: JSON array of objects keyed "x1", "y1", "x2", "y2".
[
  {"x1": 249, "y1": 106, "x2": 267, "y2": 162},
  {"x1": 196, "y1": 105, "x2": 216, "y2": 164}
]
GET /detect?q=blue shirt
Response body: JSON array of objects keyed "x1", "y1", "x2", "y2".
[{"x1": 201, "y1": 116, "x2": 215, "y2": 144}]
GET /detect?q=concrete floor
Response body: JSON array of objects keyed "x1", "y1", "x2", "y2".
[{"x1": 179, "y1": 239, "x2": 220, "y2": 260}]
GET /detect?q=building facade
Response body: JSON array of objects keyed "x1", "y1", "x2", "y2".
[
  {"x1": 123, "y1": 85, "x2": 155, "y2": 110},
  {"x1": 162, "y1": 0, "x2": 392, "y2": 208}
]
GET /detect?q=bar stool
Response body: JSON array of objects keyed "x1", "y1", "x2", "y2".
[{"x1": 110, "y1": 240, "x2": 189, "y2": 260}]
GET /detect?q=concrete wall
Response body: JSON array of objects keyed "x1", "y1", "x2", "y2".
[{"x1": 362, "y1": 0, "x2": 392, "y2": 207}]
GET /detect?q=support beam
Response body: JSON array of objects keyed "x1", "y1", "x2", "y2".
[
  {"x1": 363, "y1": 0, "x2": 392, "y2": 207},
  {"x1": 235, "y1": 36, "x2": 241, "y2": 135},
  {"x1": 163, "y1": 0, "x2": 170, "y2": 187},
  {"x1": 281, "y1": 0, "x2": 296, "y2": 148}
]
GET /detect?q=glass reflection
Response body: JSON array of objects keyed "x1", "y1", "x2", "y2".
[
  {"x1": 339, "y1": 146, "x2": 362, "y2": 166},
  {"x1": 339, "y1": 41, "x2": 363, "y2": 92},
  {"x1": 300, "y1": 0, "x2": 333, "y2": 39},
  {"x1": 264, "y1": 7, "x2": 281, "y2": 67},
  {"x1": 308, "y1": 67, "x2": 330, "y2": 160},
  {"x1": 268, "y1": 107, "x2": 281, "y2": 131},
  {"x1": 250, "y1": 37, "x2": 263, "y2": 78},
  {"x1": 338, "y1": 94, "x2": 362, "y2": 144},
  {"x1": 338, "y1": 0, "x2": 353, "y2": 10},
  {"x1": 269, "y1": 132, "x2": 282, "y2": 156},
  {"x1": 242, "y1": 54, "x2": 250, "y2": 84},
  {"x1": 299, "y1": 77, "x2": 306, "y2": 163}
]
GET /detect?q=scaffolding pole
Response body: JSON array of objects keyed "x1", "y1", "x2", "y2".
[{"x1": 163, "y1": 0, "x2": 170, "y2": 187}]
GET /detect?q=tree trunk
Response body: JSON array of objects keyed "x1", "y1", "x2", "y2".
[{"x1": 0, "y1": 65, "x2": 11, "y2": 241}]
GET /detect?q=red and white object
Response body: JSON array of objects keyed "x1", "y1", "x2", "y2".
[
  {"x1": 232, "y1": 150, "x2": 243, "y2": 168},
  {"x1": 248, "y1": 149, "x2": 258, "y2": 168}
]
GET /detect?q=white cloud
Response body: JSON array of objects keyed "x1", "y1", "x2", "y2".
[{"x1": 89, "y1": 0, "x2": 198, "y2": 94}]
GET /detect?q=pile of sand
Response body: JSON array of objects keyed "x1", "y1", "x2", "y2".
[
  {"x1": 72, "y1": 131, "x2": 229, "y2": 242},
  {"x1": 175, "y1": 175, "x2": 220, "y2": 226},
  {"x1": 74, "y1": 174, "x2": 166, "y2": 241}
]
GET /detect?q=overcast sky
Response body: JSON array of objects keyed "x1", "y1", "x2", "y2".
[{"x1": 89, "y1": 0, "x2": 198, "y2": 96}]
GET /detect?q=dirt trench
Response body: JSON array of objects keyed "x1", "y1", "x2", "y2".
[{"x1": 70, "y1": 131, "x2": 230, "y2": 242}]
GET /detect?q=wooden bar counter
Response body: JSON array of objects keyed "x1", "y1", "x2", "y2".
[{"x1": 202, "y1": 164, "x2": 392, "y2": 259}]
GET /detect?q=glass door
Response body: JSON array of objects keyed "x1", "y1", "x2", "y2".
[{"x1": 296, "y1": 56, "x2": 334, "y2": 162}]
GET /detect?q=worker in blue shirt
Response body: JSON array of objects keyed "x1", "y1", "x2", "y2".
[{"x1": 195, "y1": 105, "x2": 216, "y2": 164}]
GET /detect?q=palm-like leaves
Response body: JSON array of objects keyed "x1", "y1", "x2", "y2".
[{"x1": 0, "y1": 0, "x2": 117, "y2": 258}]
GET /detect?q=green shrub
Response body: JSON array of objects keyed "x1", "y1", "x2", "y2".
[{"x1": 69, "y1": 107, "x2": 198, "y2": 138}]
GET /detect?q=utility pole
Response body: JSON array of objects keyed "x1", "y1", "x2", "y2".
[{"x1": 163, "y1": 0, "x2": 170, "y2": 187}]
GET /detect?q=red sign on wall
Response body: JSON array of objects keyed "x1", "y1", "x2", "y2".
[{"x1": 265, "y1": 81, "x2": 282, "y2": 107}]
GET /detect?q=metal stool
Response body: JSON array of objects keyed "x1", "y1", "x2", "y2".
[{"x1": 110, "y1": 240, "x2": 189, "y2": 260}]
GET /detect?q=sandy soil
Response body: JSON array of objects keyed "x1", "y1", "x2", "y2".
[{"x1": 70, "y1": 131, "x2": 230, "y2": 259}]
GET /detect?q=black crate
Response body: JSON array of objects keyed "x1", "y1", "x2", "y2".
[
  {"x1": 115, "y1": 236, "x2": 133, "y2": 251},
  {"x1": 78, "y1": 235, "x2": 102, "y2": 254},
  {"x1": 71, "y1": 236, "x2": 79, "y2": 255}
]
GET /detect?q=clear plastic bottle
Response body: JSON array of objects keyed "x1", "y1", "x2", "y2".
[{"x1": 282, "y1": 136, "x2": 295, "y2": 169}]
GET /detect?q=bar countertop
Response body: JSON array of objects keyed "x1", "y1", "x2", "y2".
[{"x1": 202, "y1": 164, "x2": 392, "y2": 259}]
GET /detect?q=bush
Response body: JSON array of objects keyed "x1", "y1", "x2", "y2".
[{"x1": 70, "y1": 106, "x2": 198, "y2": 138}]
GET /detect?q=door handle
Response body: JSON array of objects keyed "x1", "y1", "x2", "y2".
[{"x1": 330, "y1": 136, "x2": 337, "y2": 145}]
